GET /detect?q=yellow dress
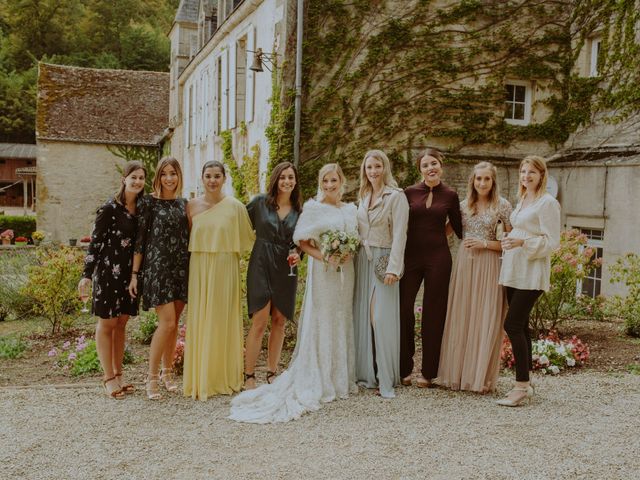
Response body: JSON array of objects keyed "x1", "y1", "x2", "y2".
[{"x1": 183, "y1": 196, "x2": 255, "y2": 400}]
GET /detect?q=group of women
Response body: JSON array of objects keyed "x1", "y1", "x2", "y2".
[{"x1": 80, "y1": 148, "x2": 560, "y2": 419}]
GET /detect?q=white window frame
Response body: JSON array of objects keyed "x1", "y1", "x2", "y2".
[
  {"x1": 504, "y1": 80, "x2": 532, "y2": 126},
  {"x1": 589, "y1": 37, "x2": 602, "y2": 77},
  {"x1": 575, "y1": 227, "x2": 604, "y2": 298}
]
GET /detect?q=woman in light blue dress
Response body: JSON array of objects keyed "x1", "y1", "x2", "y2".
[{"x1": 353, "y1": 150, "x2": 409, "y2": 398}]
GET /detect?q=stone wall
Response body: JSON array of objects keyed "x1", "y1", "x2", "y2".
[{"x1": 36, "y1": 141, "x2": 127, "y2": 242}]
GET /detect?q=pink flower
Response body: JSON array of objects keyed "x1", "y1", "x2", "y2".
[
  {"x1": 62, "y1": 341, "x2": 71, "y2": 350},
  {"x1": 48, "y1": 348, "x2": 57, "y2": 357},
  {"x1": 68, "y1": 352, "x2": 77, "y2": 361},
  {"x1": 416, "y1": 306, "x2": 423, "y2": 314}
]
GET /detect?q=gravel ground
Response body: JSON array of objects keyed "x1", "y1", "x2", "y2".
[{"x1": 1, "y1": 372, "x2": 639, "y2": 480}]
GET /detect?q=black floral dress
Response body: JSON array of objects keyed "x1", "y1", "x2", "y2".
[
  {"x1": 83, "y1": 199, "x2": 139, "y2": 319},
  {"x1": 134, "y1": 195, "x2": 189, "y2": 310},
  {"x1": 246, "y1": 194, "x2": 300, "y2": 320}
]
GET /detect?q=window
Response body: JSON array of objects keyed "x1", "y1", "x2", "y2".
[
  {"x1": 504, "y1": 81, "x2": 532, "y2": 126},
  {"x1": 187, "y1": 85, "x2": 194, "y2": 147},
  {"x1": 589, "y1": 37, "x2": 602, "y2": 77},
  {"x1": 577, "y1": 228, "x2": 604, "y2": 298},
  {"x1": 216, "y1": 56, "x2": 222, "y2": 134}
]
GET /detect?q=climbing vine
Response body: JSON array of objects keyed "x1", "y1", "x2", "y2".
[
  {"x1": 221, "y1": 130, "x2": 260, "y2": 203},
  {"x1": 264, "y1": 56, "x2": 295, "y2": 179},
  {"x1": 290, "y1": 0, "x2": 640, "y2": 197},
  {"x1": 109, "y1": 144, "x2": 158, "y2": 193}
]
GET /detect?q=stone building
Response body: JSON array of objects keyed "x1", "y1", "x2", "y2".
[
  {"x1": 36, "y1": 63, "x2": 169, "y2": 242},
  {"x1": 168, "y1": 0, "x2": 291, "y2": 197}
]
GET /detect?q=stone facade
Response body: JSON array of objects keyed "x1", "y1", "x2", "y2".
[{"x1": 36, "y1": 142, "x2": 128, "y2": 241}]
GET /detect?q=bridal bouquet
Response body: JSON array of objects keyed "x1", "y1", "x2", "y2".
[{"x1": 319, "y1": 229, "x2": 360, "y2": 272}]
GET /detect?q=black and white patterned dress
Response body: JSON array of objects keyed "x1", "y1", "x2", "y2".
[
  {"x1": 83, "y1": 199, "x2": 139, "y2": 319},
  {"x1": 134, "y1": 195, "x2": 189, "y2": 310}
]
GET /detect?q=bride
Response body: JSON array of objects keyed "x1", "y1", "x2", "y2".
[{"x1": 229, "y1": 163, "x2": 358, "y2": 423}]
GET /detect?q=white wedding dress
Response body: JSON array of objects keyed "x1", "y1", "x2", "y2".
[{"x1": 229, "y1": 199, "x2": 358, "y2": 423}]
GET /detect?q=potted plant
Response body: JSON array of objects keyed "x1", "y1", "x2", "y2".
[
  {"x1": 68, "y1": 238, "x2": 78, "y2": 247},
  {"x1": 0, "y1": 229, "x2": 14, "y2": 246},
  {"x1": 79, "y1": 235, "x2": 91, "y2": 246},
  {"x1": 31, "y1": 230, "x2": 45, "y2": 246},
  {"x1": 14, "y1": 236, "x2": 28, "y2": 246}
]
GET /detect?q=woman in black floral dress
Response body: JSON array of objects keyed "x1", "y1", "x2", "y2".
[
  {"x1": 78, "y1": 161, "x2": 146, "y2": 399},
  {"x1": 128, "y1": 157, "x2": 189, "y2": 400}
]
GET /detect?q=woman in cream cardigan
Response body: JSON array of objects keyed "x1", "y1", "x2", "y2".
[
  {"x1": 353, "y1": 150, "x2": 409, "y2": 398},
  {"x1": 498, "y1": 155, "x2": 560, "y2": 407}
]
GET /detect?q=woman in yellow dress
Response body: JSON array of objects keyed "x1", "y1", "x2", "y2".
[{"x1": 183, "y1": 161, "x2": 255, "y2": 400}]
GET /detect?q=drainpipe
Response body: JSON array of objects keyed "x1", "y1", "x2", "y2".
[{"x1": 293, "y1": 0, "x2": 303, "y2": 167}]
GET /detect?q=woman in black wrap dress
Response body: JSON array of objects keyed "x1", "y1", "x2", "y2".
[{"x1": 243, "y1": 162, "x2": 302, "y2": 389}]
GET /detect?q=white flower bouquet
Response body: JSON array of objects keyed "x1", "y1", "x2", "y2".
[{"x1": 319, "y1": 229, "x2": 360, "y2": 272}]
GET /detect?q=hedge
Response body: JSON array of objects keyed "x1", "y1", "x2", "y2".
[{"x1": 0, "y1": 215, "x2": 37, "y2": 239}]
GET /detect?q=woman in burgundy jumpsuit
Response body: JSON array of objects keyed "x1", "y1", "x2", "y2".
[{"x1": 400, "y1": 149, "x2": 463, "y2": 387}]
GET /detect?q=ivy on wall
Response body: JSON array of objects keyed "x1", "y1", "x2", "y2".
[
  {"x1": 265, "y1": 56, "x2": 295, "y2": 179},
  {"x1": 221, "y1": 129, "x2": 261, "y2": 203},
  {"x1": 290, "y1": 0, "x2": 640, "y2": 197}
]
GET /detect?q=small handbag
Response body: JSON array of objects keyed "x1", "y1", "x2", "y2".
[{"x1": 374, "y1": 254, "x2": 390, "y2": 282}]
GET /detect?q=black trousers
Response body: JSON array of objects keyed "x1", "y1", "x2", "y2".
[{"x1": 504, "y1": 287, "x2": 542, "y2": 382}]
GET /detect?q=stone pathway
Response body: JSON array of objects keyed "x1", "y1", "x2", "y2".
[{"x1": 1, "y1": 372, "x2": 639, "y2": 479}]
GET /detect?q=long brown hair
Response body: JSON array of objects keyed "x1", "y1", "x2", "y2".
[
  {"x1": 464, "y1": 161, "x2": 499, "y2": 215},
  {"x1": 152, "y1": 157, "x2": 183, "y2": 198},
  {"x1": 358, "y1": 150, "x2": 398, "y2": 201},
  {"x1": 518, "y1": 155, "x2": 548, "y2": 199},
  {"x1": 266, "y1": 162, "x2": 302, "y2": 212},
  {"x1": 114, "y1": 161, "x2": 147, "y2": 206}
]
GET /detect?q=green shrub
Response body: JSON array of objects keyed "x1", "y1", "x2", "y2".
[
  {"x1": 135, "y1": 310, "x2": 158, "y2": 344},
  {"x1": 0, "y1": 335, "x2": 28, "y2": 359},
  {"x1": 21, "y1": 246, "x2": 84, "y2": 333},
  {"x1": 531, "y1": 230, "x2": 603, "y2": 335},
  {"x1": 0, "y1": 215, "x2": 37, "y2": 239},
  {"x1": 608, "y1": 253, "x2": 640, "y2": 337},
  {"x1": 51, "y1": 336, "x2": 134, "y2": 376},
  {"x1": 0, "y1": 249, "x2": 38, "y2": 321}
]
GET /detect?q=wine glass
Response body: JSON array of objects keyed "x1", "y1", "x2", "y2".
[
  {"x1": 498, "y1": 231, "x2": 509, "y2": 260},
  {"x1": 79, "y1": 281, "x2": 91, "y2": 313},
  {"x1": 287, "y1": 248, "x2": 297, "y2": 277}
]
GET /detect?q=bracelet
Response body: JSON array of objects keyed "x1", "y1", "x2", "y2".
[{"x1": 131, "y1": 271, "x2": 138, "y2": 276}]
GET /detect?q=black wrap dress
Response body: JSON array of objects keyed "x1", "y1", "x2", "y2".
[{"x1": 246, "y1": 194, "x2": 300, "y2": 320}]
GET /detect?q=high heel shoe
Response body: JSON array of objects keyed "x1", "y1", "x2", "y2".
[
  {"x1": 146, "y1": 374, "x2": 162, "y2": 400},
  {"x1": 160, "y1": 368, "x2": 178, "y2": 392},
  {"x1": 496, "y1": 385, "x2": 534, "y2": 407}
]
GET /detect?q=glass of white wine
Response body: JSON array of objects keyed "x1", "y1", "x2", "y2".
[
  {"x1": 79, "y1": 281, "x2": 91, "y2": 313},
  {"x1": 496, "y1": 221, "x2": 507, "y2": 260}
]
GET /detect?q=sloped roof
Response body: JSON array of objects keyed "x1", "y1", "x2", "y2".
[
  {"x1": 175, "y1": 0, "x2": 199, "y2": 23},
  {"x1": 0, "y1": 143, "x2": 37, "y2": 159},
  {"x1": 37, "y1": 63, "x2": 169, "y2": 146}
]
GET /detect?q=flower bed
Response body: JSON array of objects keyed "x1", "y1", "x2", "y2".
[{"x1": 501, "y1": 330, "x2": 590, "y2": 375}]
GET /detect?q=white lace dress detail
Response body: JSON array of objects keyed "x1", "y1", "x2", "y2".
[{"x1": 229, "y1": 199, "x2": 358, "y2": 423}]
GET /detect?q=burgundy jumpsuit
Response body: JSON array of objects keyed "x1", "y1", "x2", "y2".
[{"x1": 400, "y1": 182, "x2": 463, "y2": 380}]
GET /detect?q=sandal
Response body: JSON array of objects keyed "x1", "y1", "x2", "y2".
[
  {"x1": 115, "y1": 372, "x2": 135, "y2": 394},
  {"x1": 146, "y1": 374, "x2": 162, "y2": 400},
  {"x1": 103, "y1": 376, "x2": 125, "y2": 399},
  {"x1": 401, "y1": 375, "x2": 412, "y2": 387},
  {"x1": 416, "y1": 376, "x2": 435, "y2": 388},
  {"x1": 266, "y1": 370, "x2": 277, "y2": 384},
  {"x1": 160, "y1": 368, "x2": 178, "y2": 392},
  {"x1": 243, "y1": 372, "x2": 256, "y2": 391}
]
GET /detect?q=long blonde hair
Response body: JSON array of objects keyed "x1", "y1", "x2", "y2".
[
  {"x1": 358, "y1": 150, "x2": 398, "y2": 201},
  {"x1": 316, "y1": 163, "x2": 346, "y2": 202},
  {"x1": 465, "y1": 161, "x2": 499, "y2": 215},
  {"x1": 152, "y1": 157, "x2": 183, "y2": 198},
  {"x1": 518, "y1": 155, "x2": 548, "y2": 199}
]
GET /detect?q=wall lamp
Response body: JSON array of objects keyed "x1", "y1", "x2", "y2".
[{"x1": 248, "y1": 48, "x2": 278, "y2": 72}]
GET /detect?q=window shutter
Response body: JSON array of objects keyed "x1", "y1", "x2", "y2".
[
  {"x1": 245, "y1": 26, "x2": 256, "y2": 123},
  {"x1": 228, "y1": 41, "x2": 237, "y2": 129},
  {"x1": 221, "y1": 49, "x2": 229, "y2": 131}
]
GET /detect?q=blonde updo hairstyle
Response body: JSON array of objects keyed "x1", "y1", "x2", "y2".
[
  {"x1": 518, "y1": 155, "x2": 548, "y2": 199},
  {"x1": 316, "y1": 163, "x2": 346, "y2": 202}
]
